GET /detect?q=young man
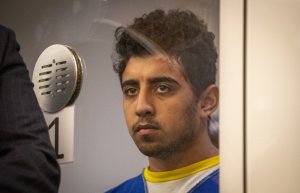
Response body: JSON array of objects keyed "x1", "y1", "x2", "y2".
[{"x1": 106, "y1": 9, "x2": 219, "y2": 193}]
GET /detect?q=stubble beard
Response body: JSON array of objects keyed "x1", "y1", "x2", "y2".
[{"x1": 132, "y1": 101, "x2": 200, "y2": 159}]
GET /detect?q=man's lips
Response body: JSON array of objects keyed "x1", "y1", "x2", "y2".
[{"x1": 133, "y1": 123, "x2": 159, "y2": 133}]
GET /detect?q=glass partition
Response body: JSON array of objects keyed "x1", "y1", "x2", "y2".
[{"x1": 0, "y1": 1, "x2": 220, "y2": 192}]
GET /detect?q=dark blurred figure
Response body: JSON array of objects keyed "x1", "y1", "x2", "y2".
[
  {"x1": 209, "y1": 116, "x2": 219, "y2": 149},
  {"x1": 0, "y1": 25, "x2": 60, "y2": 193}
]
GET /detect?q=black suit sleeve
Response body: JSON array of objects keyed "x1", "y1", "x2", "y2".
[{"x1": 0, "y1": 25, "x2": 60, "y2": 193}]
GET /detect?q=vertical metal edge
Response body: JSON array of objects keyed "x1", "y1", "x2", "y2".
[
  {"x1": 243, "y1": 0, "x2": 247, "y2": 192},
  {"x1": 219, "y1": 0, "x2": 245, "y2": 192}
]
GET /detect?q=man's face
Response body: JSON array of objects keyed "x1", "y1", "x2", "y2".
[{"x1": 121, "y1": 56, "x2": 205, "y2": 158}]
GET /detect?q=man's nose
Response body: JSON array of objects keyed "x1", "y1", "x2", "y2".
[{"x1": 135, "y1": 90, "x2": 154, "y2": 117}]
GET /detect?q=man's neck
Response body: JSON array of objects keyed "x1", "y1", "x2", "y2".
[{"x1": 147, "y1": 136, "x2": 219, "y2": 172}]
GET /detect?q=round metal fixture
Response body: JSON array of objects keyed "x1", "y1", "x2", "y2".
[{"x1": 32, "y1": 44, "x2": 84, "y2": 113}]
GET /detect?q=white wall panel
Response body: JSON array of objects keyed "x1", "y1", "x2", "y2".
[{"x1": 247, "y1": 0, "x2": 300, "y2": 192}]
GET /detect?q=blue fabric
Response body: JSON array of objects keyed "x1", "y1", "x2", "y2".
[
  {"x1": 105, "y1": 174, "x2": 146, "y2": 193},
  {"x1": 105, "y1": 169, "x2": 219, "y2": 193},
  {"x1": 188, "y1": 169, "x2": 219, "y2": 193}
]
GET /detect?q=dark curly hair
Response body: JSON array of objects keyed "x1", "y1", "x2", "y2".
[{"x1": 112, "y1": 9, "x2": 218, "y2": 97}]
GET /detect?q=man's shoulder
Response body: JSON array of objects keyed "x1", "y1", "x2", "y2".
[
  {"x1": 0, "y1": 25, "x2": 9, "y2": 33},
  {"x1": 105, "y1": 173, "x2": 146, "y2": 193},
  {"x1": 190, "y1": 168, "x2": 219, "y2": 193},
  {"x1": 0, "y1": 25, "x2": 13, "y2": 41}
]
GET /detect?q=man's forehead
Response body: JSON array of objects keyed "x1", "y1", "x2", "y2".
[{"x1": 122, "y1": 56, "x2": 184, "y2": 79}]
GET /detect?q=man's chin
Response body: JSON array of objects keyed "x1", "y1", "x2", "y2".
[
  {"x1": 138, "y1": 148, "x2": 162, "y2": 157},
  {"x1": 135, "y1": 142, "x2": 172, "y2": 158}
]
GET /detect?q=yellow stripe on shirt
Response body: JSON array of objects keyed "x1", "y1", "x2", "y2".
[{"x1": 144, "y1": 155, "x2": 219, "y2": 183}]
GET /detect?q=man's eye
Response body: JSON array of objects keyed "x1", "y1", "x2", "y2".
[
  {"x1": 124, "y1": 87, "x2": 138, "y2": 96},
  {"x1": 157, "y1": 85, "x2": 170, "y2": 94}
]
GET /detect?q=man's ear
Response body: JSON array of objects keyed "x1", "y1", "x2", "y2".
[{"x1": 197, "y1": 84, "x2": 219, "y2": 118}]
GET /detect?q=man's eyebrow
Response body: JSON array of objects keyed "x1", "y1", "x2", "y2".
[
  {"x1": 121, "y1": 79, "x2": 138, "y2": 89},
  {"x1": 121, "y1": 77, "x2": 180, "y2": 88},
  {"x1": 148, "y1": 76, "x2": 180, "y2": 86}
]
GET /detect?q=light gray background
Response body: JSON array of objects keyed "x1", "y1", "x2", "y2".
[{"x1": 0, "y1": 0, "x2": 219, "y2": 192}]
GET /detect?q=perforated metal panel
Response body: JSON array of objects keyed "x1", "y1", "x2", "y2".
[{"x1": 32, "y1": 44, "x2": 84, "y2": 113}]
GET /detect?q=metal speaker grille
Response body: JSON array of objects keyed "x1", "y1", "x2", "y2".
[{"x1": 32, "y1": 44, "x2": 84, "y2": 113}]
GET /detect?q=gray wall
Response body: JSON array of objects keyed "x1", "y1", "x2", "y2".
[{"x1": 0, "y1": 0, "x2": 219, "y2": 192}]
